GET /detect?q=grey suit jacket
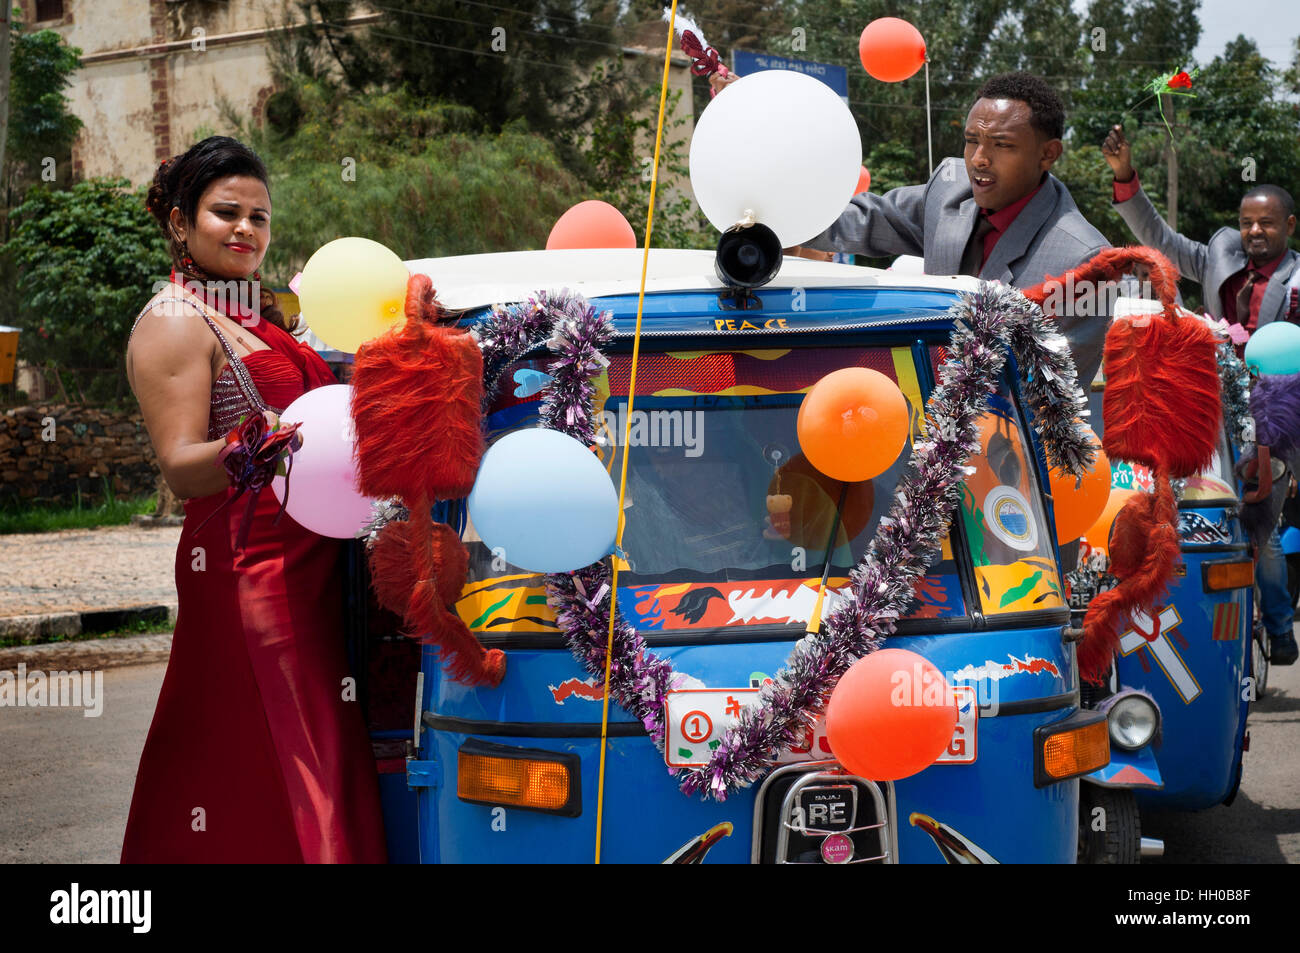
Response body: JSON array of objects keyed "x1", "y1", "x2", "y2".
[
  {"x1": 1113, "y1": 183, "x2": 1300, "y2": 326},
  {"x1": 805, "y1": 157, "x2": 1113, "y2": 387}
]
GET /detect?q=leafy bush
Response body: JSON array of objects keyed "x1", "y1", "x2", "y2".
[{"x1": 3, "y1": 179, "x2": 169, "y2": 405}]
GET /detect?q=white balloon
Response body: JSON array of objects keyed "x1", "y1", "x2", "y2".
[{"x1": 689, "y1": 70, "x2": 863, "y2": 246}]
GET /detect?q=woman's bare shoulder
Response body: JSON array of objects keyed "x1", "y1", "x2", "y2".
[{"x1": 128, "y1": 287, "x2": 217, "y2": 366}]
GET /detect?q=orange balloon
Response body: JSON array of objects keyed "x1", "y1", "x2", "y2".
[
  {"x1": 826, "y1": 649, "x2": 958, "y2": 781},
  {"x1": 546, "y1": 200, "x2": 636, "y2": 250},
  {"x1": 1048, "y1": 430, "x2": 1111, "y2": 544},
  {"x1": 858, "y1": 17, "x2": 927, "y2": 83},
  {"x1": 854, "y1": 166, "x2": 872, "y2": 196},
  {"x1": 797, "y1": 368, "x2": 910, "y2": 482},
  {"x1": 1080, "y1": 487, "x2": 1137, "y2": 557}
]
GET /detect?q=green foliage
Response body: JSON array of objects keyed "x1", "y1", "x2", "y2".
[
  {"x1": 5, "y1": 17, "x2": 83, "y2": 203},
  {"x1": 2, "y1": 179, "x2": 169, "y2": 404},
  {"x1": 240, "y1": 82, "x2": 589, "y2": 279},
  {"x1": 0, "y1": 484, "x2": 156, "y2": 535}
]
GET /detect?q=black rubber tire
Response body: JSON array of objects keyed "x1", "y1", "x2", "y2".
[
  {"x1": 1078, "y1": 785, "x2": 1141, "y2": 864},
  {"x1": 1252, "y1": 623, "x2": 1270, "y2": 701}
]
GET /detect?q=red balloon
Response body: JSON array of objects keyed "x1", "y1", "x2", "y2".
[
  {"x1": 858, "y1": 17, "x2": 927, "y2": 83},
  {"x1": 546, "y1": 200, "x2": 636, "y2": 250},
  {"x1": 825, "y1": 649, "x2": 958, "y2": 781},
  {"x1": 854, "y1": 166, "x2": 871, "y2": 196}
]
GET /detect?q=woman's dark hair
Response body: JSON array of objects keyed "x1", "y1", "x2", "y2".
[{"x1": 145, "y1": 136, "x2": 296, "y2": 333}]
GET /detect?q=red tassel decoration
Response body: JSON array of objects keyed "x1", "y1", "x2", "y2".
[
  {"x1": 1077, "y1": 474, "x2": 1181, "y2": 683},
  {"x1": 351, "y1": 274, "x2": 485, "y2": 501},
  {"x1": 352, "y1": 274, "x2": 504, "y2": 688},
  {"x1": 1026, "y1": 247, "x2": 1220, "y2": 684}
]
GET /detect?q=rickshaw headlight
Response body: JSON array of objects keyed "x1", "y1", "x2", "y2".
[
  {"x1": 457, "y1": 740, "x2": 581, "y2": 817},
  {"x1": 1105, "y1": 693, "x2": 1160, "y2": 751}
]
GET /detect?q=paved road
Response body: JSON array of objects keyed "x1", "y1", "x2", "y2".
[
  {"x1": 0, "y1": 662, "x2": 164, "y2": 864},
  {"x1": 1, "y1": 655, "x2": 1297, "y2": 863},
  {"x1": 1145, "y1": 655, "x2": 1300, "y2": 863},
  {"x1": 0, "y1": 525, "x2": 180, "y2": 617}
]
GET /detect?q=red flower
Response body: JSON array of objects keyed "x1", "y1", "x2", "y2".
[{"x1": 1167, "y1": 71, "x2": 1192, "y2": 89}]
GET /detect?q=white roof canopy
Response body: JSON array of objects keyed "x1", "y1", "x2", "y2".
[{"x1": 402, "y1": 248, "x2": 980, "y2": 311}]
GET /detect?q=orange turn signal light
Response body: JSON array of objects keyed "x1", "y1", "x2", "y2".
[
  {"x1": 457, "y1": 740, "x2": 580, "y2": 816},
  {"x1": 1202, "y1": 559, "x2": 1254, "y2": 592},
  {"x1": 1033, "y1": 710, "x2": 1109, "y2": 787}
]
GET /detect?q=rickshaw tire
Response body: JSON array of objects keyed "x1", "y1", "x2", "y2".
[
  {"x1": 1251, "y1": 624, "x2": 1270, "y2": 701},
  {"x1": 1078, "y1": 786, "x2": 1140, "y2": 864}
]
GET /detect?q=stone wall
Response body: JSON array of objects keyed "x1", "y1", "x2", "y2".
[{"x1": 0, "y1": 405, "x2": 159, "y2": 507}]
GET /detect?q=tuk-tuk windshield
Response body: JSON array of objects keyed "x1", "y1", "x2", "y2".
[{"x1": 463, "y1": 344, "x2": 976, "y2": 635}]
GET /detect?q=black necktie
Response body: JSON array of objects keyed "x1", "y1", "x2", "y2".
[{"x1": 960, "y1": 215, "x2": 997, "y2": 278}]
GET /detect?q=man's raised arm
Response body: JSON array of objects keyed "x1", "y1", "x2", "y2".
[
  {"x1": 800, "y1": 165, "x2": 932, "y2": 259},
  {"x1": 1103, "y1": 123, "x2": 1210, "y2": 283}
]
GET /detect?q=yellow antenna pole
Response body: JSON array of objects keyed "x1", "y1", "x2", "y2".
[{"x1": 593, "y1": 0, "x2": 680, "y2": 865}]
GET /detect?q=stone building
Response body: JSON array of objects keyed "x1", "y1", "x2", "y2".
[{"x1": 25, "y1": 0, "x2": 697, "y2": 192}]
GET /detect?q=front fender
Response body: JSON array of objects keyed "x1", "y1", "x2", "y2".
[{"x1": 1082, "y1": 743, "x2": 1163, "y2": 790}]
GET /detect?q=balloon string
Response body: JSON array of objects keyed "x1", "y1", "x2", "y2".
[
  {"x1": 924, "y1": 59, "x2": 934, "y2": 175},
  {"x1": 594, "y1": 0, "x2": 678, "y2": 866},
  {"x1": 806, "y1": 482, "x2": 850, "y2": 637}
]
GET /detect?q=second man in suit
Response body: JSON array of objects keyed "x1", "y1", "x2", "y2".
[{"x1": 1101, "y1": 122, "x2": 1300, "y2": 665}]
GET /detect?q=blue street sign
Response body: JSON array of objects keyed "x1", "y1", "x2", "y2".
[{"x1": 731, "y1": 50, "x2": 849, "y2": 104}]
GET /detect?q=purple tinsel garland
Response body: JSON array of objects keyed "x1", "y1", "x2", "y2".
[{"x1": 476, "y1": 283, "x2": 1093, "y2": 801}]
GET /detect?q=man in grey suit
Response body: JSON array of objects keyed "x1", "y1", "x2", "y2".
[
  {"x1": 1102, "y1": 125, "x2": 1299, "y2": 333},
  {"x1": 803, "y1": 72, "x2": 1114, "y2": 390},
  {"x1": 1102, "y1": 123, "x2": 1300, "y2": 665}
]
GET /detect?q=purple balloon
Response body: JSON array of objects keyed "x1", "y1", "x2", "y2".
[{"x1": 271, "y1": 384, "x2": 375, "y2": 538}]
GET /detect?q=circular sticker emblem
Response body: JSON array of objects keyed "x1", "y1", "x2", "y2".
[
  {"x1": 820, "y1": 833, "x2": 854, "y2": 865},
  {"x1": 983, "y1": 485, "x2": 1038, "y2": 551}
]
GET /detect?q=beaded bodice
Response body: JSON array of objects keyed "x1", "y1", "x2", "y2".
[{"x1": 131, "y1": 295, "x2": 275, "y2": 440}]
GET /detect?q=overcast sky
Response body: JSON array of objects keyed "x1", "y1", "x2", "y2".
[
  {"x1": 1068, "y1": 0, "x2": 1299, "y2": 68},
  {"x1": 1192, "y1": 0, "x2": 1299, "y2": 66}
]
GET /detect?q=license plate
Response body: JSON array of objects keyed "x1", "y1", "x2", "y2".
[
  {"x1": 792, "y1": 784, "x2": 857, "y2": 833},
  {"x1": 665, "y1": 684, "x2": 978, "y2": 769},
  {"x1": 933, "y1": 685, "x2": 978, "y2": 764}
]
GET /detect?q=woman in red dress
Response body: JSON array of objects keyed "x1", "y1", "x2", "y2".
[{"x1": 121, "y1": 137, "x2": 387, "y2": 862}]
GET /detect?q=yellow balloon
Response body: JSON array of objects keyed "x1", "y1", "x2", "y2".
[{"x1": 298, "y1": 237, "x2": 409, "y2": 352}]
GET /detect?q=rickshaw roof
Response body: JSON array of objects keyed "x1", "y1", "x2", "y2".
[{"x1": 404, "y1": 248, "x2": 981, "y2": 311}]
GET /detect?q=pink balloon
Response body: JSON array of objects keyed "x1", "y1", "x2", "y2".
[{"x1": 271, "y1": 384, "x2": 376, "y2": 538}]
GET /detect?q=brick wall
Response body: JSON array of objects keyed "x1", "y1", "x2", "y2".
[{"x1": 0, "y1": 405, "x2": 160, "y2": 507}]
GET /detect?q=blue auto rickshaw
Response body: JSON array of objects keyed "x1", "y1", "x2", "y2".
[
  {"x1": 1071, "y1": 351, "x2": 1256, "y2": 863},
  {"x1": 346, "y1": 248, "x2": 1112, "y2": 864}
]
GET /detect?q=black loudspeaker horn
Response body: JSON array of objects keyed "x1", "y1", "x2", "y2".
[{"x1": 715, "y1": 221, "x2": 782, "y2": 290}]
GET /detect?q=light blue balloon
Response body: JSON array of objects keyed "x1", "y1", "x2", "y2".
[
  {"x1": 1283, "y1": 526, "x2": 1300, "y2": 556},
  {"x1": 1244, "y1": 321, "x2": 1300, "y2": 376},
  {"x1": 468, "y1": 428, "x2": 619, "y2": 573}
]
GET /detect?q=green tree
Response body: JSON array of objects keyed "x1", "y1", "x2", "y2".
[
  {"x1": 240, "y1": 81, "x2": 592, "y2": 278},
  {"x1": 3, "y1": 179, "x2": 168, "y2": 405},
  {"x1": 5, "y1": 16, "x2": 82, "y2": 216}
]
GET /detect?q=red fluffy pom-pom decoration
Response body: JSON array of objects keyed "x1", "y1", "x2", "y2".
[
  {"x1": 1100, "y1": 315, "x2": 1220, "y2": 479},
  {"x1": 352, "y1": 274, "x2": 485, "y2": 502},
  {"x1": 370, "y1": 496, "x2": 504, "y2": 688},
  {"x1": 1078, "y1": 474, "x2": 1181, "y2": 684}
]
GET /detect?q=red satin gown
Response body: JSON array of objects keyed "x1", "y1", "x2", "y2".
[{"x1": 121, "y1": 338, "x2": 387, "y2": 863}]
